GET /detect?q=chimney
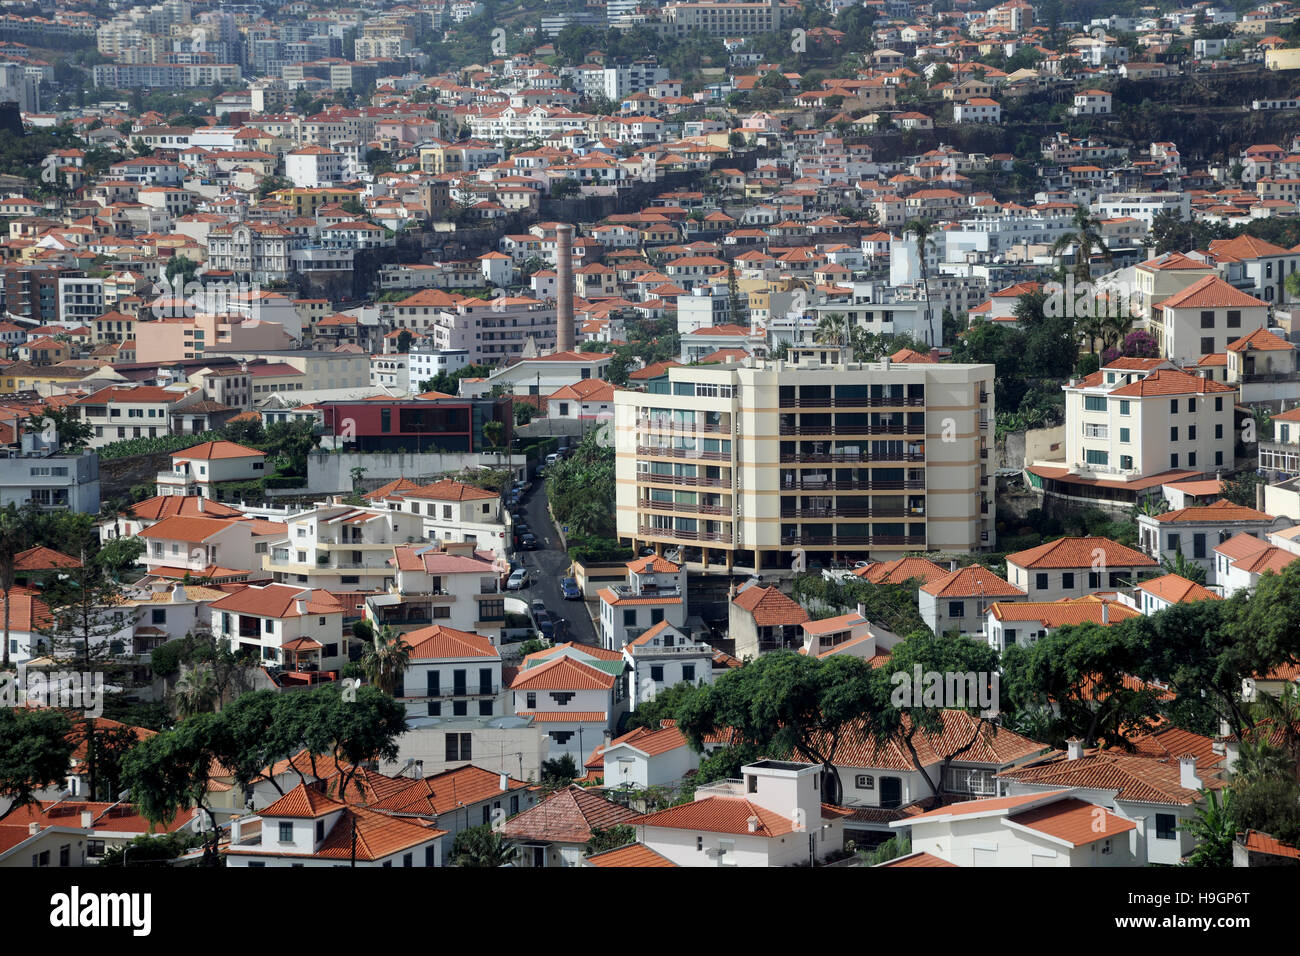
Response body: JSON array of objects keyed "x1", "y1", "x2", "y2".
[
  {"x1": 1102, "y1": 601, "x2": 1109, "y2": 625},
  {"x1": 28, "y1": 822, "x2": 40, "y2": 836},
  {"x1": 1066, "y1": 737, "x2": 1084, "y2": 760},
  {"x1": 171, "y1": 583, "x2": 186, "y2": 603},
  {"x1": 499, "y1": 772, "x2": 508, "y2": 792},
  {"x1": 929, "y1": 347, "x2": 942, "y2": 362},
  {"x1": 856, "y1": 602, "x2": 866, "y2": 620},
  {"x1": 414, "y1": 760, "x2": 423, "y2": 779},
  {"x1": 949, "y1": 560, "x2": 958, "y2": 572},
  {"x1": 603, "y1": 730, "x2": 612, "y2": 755},
  {"x1": 80, "y1": 810, "x2": 93, "y2": 829},
  {"x1": 295, "y1": 599, "x2": 307, "y2": 615},
  {"x1": 1179, "y1": 755, "x2": 1201, "y2": 790},
  {"x1": 555, "y1": 223, "x2": 575, "y2": 353},
  {"x1": 197, "y1": 496, "x2": 204, "y2": 512},
  {"x1": 747, "y1": 815, "x2": 759, "y2": 834}
]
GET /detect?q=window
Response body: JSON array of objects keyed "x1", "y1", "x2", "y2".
[
  {"x1": 1188, "y1": 425, "x2": 1197, "y2": 440},
  {"x1": 1061, "y1": 572, "x2": 1075, "y2": 589},
  {"x1": 1193, "y1": 534, "x2": 1206, "y2": 559},
  {"x1": 1119, "y1": 427, "x2": 1130, "y2": 443},
  {"x1": 1084, "y1": 395, "x2": 1106, "y2": 412},
  {"x1": 622, "y1": 609, "x2": 637, "y2": 627},
  {"x1": 1088, "y1": 572, "x2": 1101, "y2": 589},
  {"x1": 526, "y1": 691, "x2": 536, "y2": 708},
  {"x1": 1170, "y1": 399, "x2": 1179, "y2": 414},
  {"x1": 1085, "y1": 449, "x2": 1108, "y2": 466},
  {"x1": 1119, "y1": 400, "x2": 1130, "y2": 415},
  {"x1": 1155, "y1": 813, "x2": 1177, "y2": 840},
  {"x1": 1170, "y1": 427, "x2": 1178, "y2": 442},
  {"x1": 316, "y1": 820, "x2": 324, "y2": 842},
  {"x1": 682, "y1": 664, "x2": 695, "y2": 682},
  {"x1": 1170, "y1": 453, "x2": 1179, "y2": 468},
  {"x1": 1199, "y1": 310, "x2": 1214, "y2": 328},
  {"x1": 1168, "y1": 533, "x2": 1181, "y2": 552},
  {"x1": 1035, "y1": 573, "x2": 1048, "y2": 591},
  {"x1": 445, "y1": 732, "x2": 472, "y2": 761},
  {"x1": 1200, "y1": 337, "x2": 1215, "y2": 355},
  {"x1": 650, "y1": 665, "x2": 664, "y2": 681},
  {"x1": 949, "y1": 600, "x2": 965, "y2": 618},
  {"x1": 1215, "y1": 397, "x2": 1223, "y2": 411},
  {"x1": 279, "y1": 822, "x2": 293, "y2": 842},
  {"x1": 1120, "y1": 455, "x2": 1133, "y2": 470}
]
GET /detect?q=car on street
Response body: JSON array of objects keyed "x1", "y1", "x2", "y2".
[
  {"x1": 506, "y1": 568, "x2": 529, "y2": 590},
  {"x1": 560, "y1": 577, "x2": 581, "y2": 600},
  {"x1": 530, "y1": 598, "x2": 547, "y2": 615},
  {"x1": 534, "y1": 609, "x2": 554, "y2": 634},
  {"x1": 520, "y1": 533, "x2": 539, "y2": 550}
]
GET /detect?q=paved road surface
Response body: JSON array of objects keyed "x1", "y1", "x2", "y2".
[{"x1": 509, "y1": 475, "x2": 598, "y2": 647}]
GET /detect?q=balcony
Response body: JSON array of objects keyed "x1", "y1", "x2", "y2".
[
  {"x1": 608, "y1": 584, "x2": 682, "y2": 600},
  {"x1": 636, "y1": 417, "x2": 724, "y2": 434},
  {"x1": 636, "y1": 444, "x2": 731, "y2": 461},
  {"x1": 637, "y1": 473, "x2": 728, "y2": 488},
  {"x1": 780, "y1": 396, "x2": 925, "y2": 408},
  {"x1": 779, "y1": 478, "x2": 926, "y2": 491},
  {"x1": 637, "y1": 525, "x2": 731, "y2": 543},
  {"x1": 401, "y1": 686, "x2": 500, "y2": 701},
  {"x1": 640, "y1": 499, "x2": 732, "y2": 515},
  {"x1": 779, "y1": 450, "x2": 925, "y2": 464},
  {"x1": 779, "y1": 506, "x2": 923, "y2": 519},
  {"x1": 780, "y1": 534, "x2": 926, "y2": 547},
  {"x1": 777, "y1": 422, "x2": 920, "y2": 436}
]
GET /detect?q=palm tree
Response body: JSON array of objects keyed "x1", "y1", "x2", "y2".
[
  {"x1": 453, "y1": 824, "x2": 517, "y2": 867},
  {"x1": 903, "y1": 218, "x2": 937, "y2": 345},
  {"x1": 1100, "y1": 310, "x2": 1134, "y2": 354},
  {"x1": 360, "y1": 625, "x2": 411, "y2": 697},
  {"x1": 1253, "y1": 684, "x2": 1300, "y2": 775},
  {"x1": 174, "y1": 665, "x2": 217, "y2": 718},
  {"x1": 1180, "y1": 788, "x2": 1234, "y2": 867},
  {"x1": 0, "y1": 506, "x2": 30, "y2": 671},
  {"x1": 1050, "y1": 204, "x2": 1113, "y2": 287},
  {"x1": 814, "y1": 312, "x2": 848, "y2": 349},
  {"x1": 1160, "y1": 550, "x2": 1206, "y2": 584},
  {"x1": 1233, "y1": 735, "x2": 1293, "y2": 783}
]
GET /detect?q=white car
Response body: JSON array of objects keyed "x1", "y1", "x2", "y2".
[{"x1": 506, "y1": 568, "x2": 529, "y2": 590}]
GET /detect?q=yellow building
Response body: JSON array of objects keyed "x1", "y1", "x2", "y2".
[{"x1": 269, "y1": 187, "x2": 362, "y2": 217}]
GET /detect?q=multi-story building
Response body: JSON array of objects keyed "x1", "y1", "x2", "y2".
[
  {"x1": 397, "y1": 624, "x2": 502, "y2": 719},
  {"x1": 72, "y1": 384, "x2": 204, "y2": 448},
  {"x1": 262, "y1": 503, "x2": 427, "y2": 590},
  {"x1": 369, "y1": 479, "x2": 508, "y2": 558},
  {"x1": 317, "y1": 397, "x2": 512, "y2": 455},
  {"x1": 614, "y1": 351, "x2": 996, "y2": 573},
  {"x1": 1057, "y1": 358, "x2": 1238, "y2": 483},
  {"x1": 156, "y1": 441, "x2": 266, "y2": 498},
  {"x1": 206, "y1": 222, "x2": 294, "y2": 284},
  {"x1": 1005, "y1": 537, "x2": 1158, "y2": 601},
  {"x1": 598, "y1": 555, "x2": 689, "y2": 651},
  {"x1": 1136, "y1": 499, "x2": 1288, "y2": 583},
  {"x1": 622, "y1": 621, "x2": 714, "y2": 710},
  {"x1": 661, "y1": 0, "x2": 782, "y2": 37},
  {"x1": 509, "y1": 643, "x2": 628, "y2": 764},
  {"x1": 1154, "y1": 275, "x2": 1269, "y2": 366},
  {"x1": 366, "y1": 543, "x2": 505, "y2": 641}
]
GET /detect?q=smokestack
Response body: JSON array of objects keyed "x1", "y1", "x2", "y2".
[{"x1": 555, "y1": 223, "x2": 574, "y2": 354}]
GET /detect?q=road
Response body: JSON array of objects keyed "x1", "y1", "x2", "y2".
[{"x1": 509, "y1": 474, "x2": 598, "y2": 647}]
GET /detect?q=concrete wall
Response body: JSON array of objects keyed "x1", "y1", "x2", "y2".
[
  {"x1": 997, "y1": 425, "x2": 1066, "y2": 472},
  {"x1": 305, "y1": 451, "x2": 526, "y2": 493}
]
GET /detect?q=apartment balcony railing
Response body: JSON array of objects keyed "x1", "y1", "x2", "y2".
[
  {"x1": 636, "y1": 445, "x2": 731, "y2": 461},
  {"x1": 780, "y1": 478, "x2": 926, "y2": 491},
  {"x1": 779, "y1": 451, "x2": 925, "y2": 464},
  {"x1": 636, "y1": 417, "x2": 724, "y2": 433},
  {"x1": 402, "y1": 686, "x2": 500, "y2": 701},
  {"x1": 636, "y1": 474, "x2": 728, "y2": 488},
  {"x1": 780, "y1": 534, "x2": 926, "y2": 547},
  {"x1": 627, "y1": 641, "x2": 712, "y2": 657},
  {"x1": 780, "y1": 396, "x2": 925, "y2": 408},
  {"x1": 777, "y1": 423, "x2": 920, "y2": 436},
  {"x1": 640, "y1": 499, "x2": 732, "y2": 515},
  {"x1": 779, "y1": 507, "x2": 924, "y2": 519},
  {"x1": 637, "y1": 526, "x2": 731, "y2": 543}
]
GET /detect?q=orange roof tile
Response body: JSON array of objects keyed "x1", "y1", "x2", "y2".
[
  {"x1": 730, "y1": 584, "x2": 810, "y2": 627},
  {"x1": 1006, "y1": 536, "x2": 1156, "y2": 570},
  {"x1": 510, "y1": 654, "x2": 616, "y2": 691}
]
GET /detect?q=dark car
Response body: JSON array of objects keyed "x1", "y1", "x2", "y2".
[
  {"x1": 560, "y1": 576, "x2": 581, "y2": 600},
  {"x1": 514, "y1": 522, "x2": 531, "y2": 537},
  {"x1": 534, "y1": 609, "x2": 554, "y2": 640},
  {"x1": 520, "y1": 533, "x2": 539, "y2": 550}
]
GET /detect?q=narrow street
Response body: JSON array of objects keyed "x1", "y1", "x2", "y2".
[{"x1": 511, "y1": 474, "x2": 598, "y2": 647}]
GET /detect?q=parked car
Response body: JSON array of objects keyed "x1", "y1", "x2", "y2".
[
  {"x1": 530, "y1": 598, "x2": 547, "y2": 615},
  {"x1": 638, "y1": 546, "x2": 656, "y2": 557},
  {"x1": 534, "y1": 609, "x2": 554, "y2": 640},
  {"x1": 513, "y1": 522, "x2": 531, "y2": 537},
  {"x1": 520, "y1": 533, "x2": 539, "y2": 550},
  {"x1": 560, "y1": 576, "x2": 581, "y2": 600},
  {"x1": 506, "y1": 568, "x2": 529, "y2": 590}
]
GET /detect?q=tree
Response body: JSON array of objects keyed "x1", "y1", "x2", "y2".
[
  {"x1": 96, "y1": 536, "x2": 145, "y2": 582},
  {"x1": 175, "y1": 665, "x2": 218, "y2": 718},
  {"x1": 1222, "y1": 471, "x2": 1264, "y2": 509},
  {"x1": 0, "y1": 708, "x2": 74, "y2": 823},
  {"x1": 513, "y1": 401, "x2": 535, "y2": 427},
  {"x1": 586, "y1": 824, "x2": 636, "y2": 856},
  {"x1": 482, "y1": 419, "x2": 505, "y2": 448},
  {"x1": 1050, "y1": 204, "x2": 1113, "y2": 288},
  {"x1": 395, "y1": 329, "x2": 413, "y2": 354},
  {"x1": 165, "y1": 254, "x2": 198, "y2": 285},
  {"x1": 1160, "y1": 550, "x2": 1207, "y2": 584},
  {"x1": 625, "y1": 682, "x2": 702, "y2": 731},
  {"x1": 903, "y1": 219, "x2": 938, "y2": 344},
  {"x1": 1231, "y1": 775, "x2": 1300, "y2": 847},
  {"x1": 814, "y1": 312, "x2": 848, "y2": 349},
  {"x1": 541, "y1": 754, "x2": 579, "y2": 786},
  {"x1": 98, "y1": 830, "x2": 202, "y2": 867},
  {"x1": 452, "y1": 823, "x2": 517, "y2": 866},
  {"x1": 359, "y1": 626, "x2": 411, "y2": 697},
  {"x1": 25, "y1": 406, "x2": 92, "y2": 452},
  {"x1": 677, "y1": 652, "x2": 879, "y2": 805},
  {"x1": 0, "y1": 505, "x2": 29, "y2": 670},
  {"x1": 1181, "y1": 788, "x2": 1234, "y2": 867}
]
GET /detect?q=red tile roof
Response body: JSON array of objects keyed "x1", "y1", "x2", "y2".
[
  {"x1": 500, "y1": 784, "x2": 638, "y2": 843},
  {"x1": 402, "y1": 624, "x2": 498, "y2": 661},
  {"x1": 1010, "y1": 796, "x2": 1137, "y2": 846},
  {"x1": 630, "y1": 795, "x2": 798, "y2": 837},
  {"x1": 1007, "y1": 536, "x2": 1156, "y2": 570},
  {"x1": 171, "y1": 440, "x2": 264, "y2": 460},
  {"x1": 731, "y1": 584, "x2": 810, "y2": 627},
  {"x1": 854, "y1": 556, "x2": 948, "y2": 584},
  {"x1": 586, "y1": 842, "x2": 677, "y2": 866},
  {"x1": 921, "y1": 564, "x2": 1024, "y2": 598},
  {"x1": 510, "y1": 654, "x2": 616, "y2": 691}
]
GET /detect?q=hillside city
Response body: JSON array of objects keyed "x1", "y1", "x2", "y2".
[{"x1": 0, "y1": 0, "x2": 1298, "y2": 875}]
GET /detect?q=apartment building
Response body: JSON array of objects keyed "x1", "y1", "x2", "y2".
[
  {"x1": 72, "y1": 384, "x2": 204, "y2": 448},
  {"x1": 613, "y1": 352, "x2": 995, "y2": 573},
  {"x1": 1058, "y1": 358, "x2": 1237, "y2": 483},
  {"x1": 397, "y1": 624, "x2": 502, "y2": 719},
  {"x1": 598, "y1": 555, "x2": 689, "y2": 651},
  {"x1": 366, "y1": 543, "x2": 505, "y2": 642},
  {"x1": 661, "y1": 0, "x2": 783, "y2": 37},
  {"x1": 370, "y1": 478, "x2": 507, "y2": 558},
  {"x1": 262, "y1": 503, "x2": 427, "y2": 590},
  {"x1": 1154, "y1": 275, "x2": 1269, "y2": 366}
]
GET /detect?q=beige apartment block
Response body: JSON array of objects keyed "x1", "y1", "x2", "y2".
[{"x1": 614, "y1": 352, "x2": 995, "y2": 574}]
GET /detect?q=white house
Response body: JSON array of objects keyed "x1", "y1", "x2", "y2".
[
  {"x1": 985, "y1": 596, "x2": 1139, "y2": 653},
  {"x1": 156, "y1": 441, "x2": 266, "y2": 498},
  {"x1": 510, "y1": 643, "x2": 627, "y2": 763},
  {"x1": 398, "y1": 624, "x2": 502, "y2": 720},
  {"x1": 1069, "y1": 89, "x2": 1112, "y2": 116},
  {"x1": 918, "y1": 565, "x2": 1026, "y2": 638},
  {"x1": 1005, "y1": 536, "x2": 1158, "y2": 600},
  {"x1": 623, "y1": 620, "x2": 714, "y2": 709},
  {"x1": 598, "y1": 555, "x2": 688, "y2": 652},
  {"x1": 370, "y1": 478, "x2": 508, "y2": 558},
  {"x1": 208, "y1": 582, "x2": 349, "y2": 673},
  {"x1": 1136, "y1": 499, "x2": 1288, "y2": 581}
]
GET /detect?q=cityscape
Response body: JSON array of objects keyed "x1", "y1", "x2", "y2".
[{"x1": 0, "y1": 0, "x2": 1295, "y2": 889}]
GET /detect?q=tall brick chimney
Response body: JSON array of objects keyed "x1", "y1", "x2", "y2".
[{"x1": 555, "y1": 223, "x2": 574, "y2": 353}]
